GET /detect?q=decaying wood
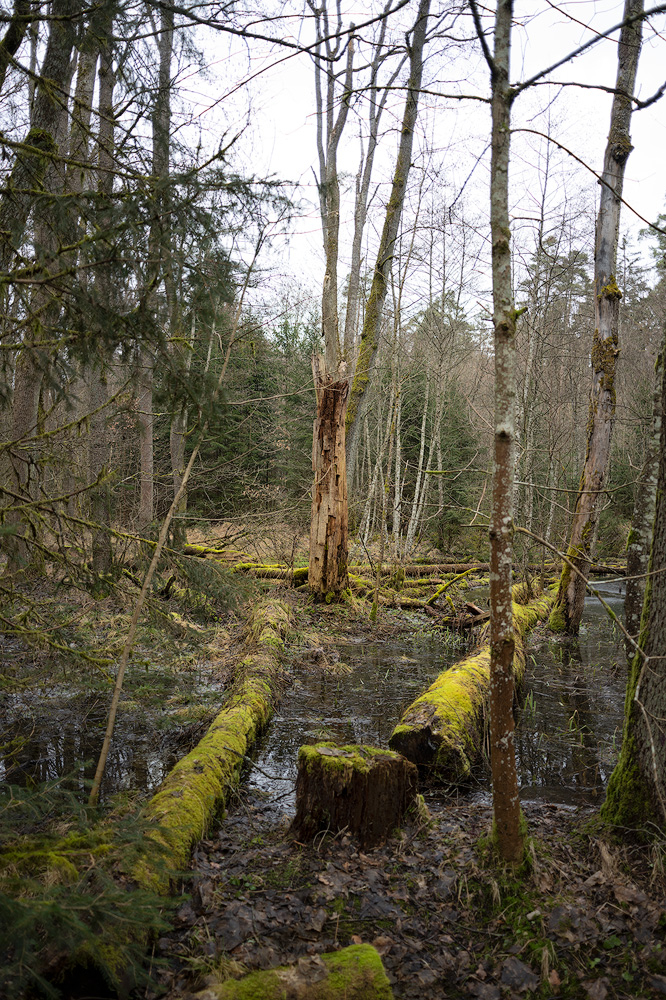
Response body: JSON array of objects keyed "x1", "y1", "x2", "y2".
[
  {"x1": 136, "y1": 601, "x2": 290, "y2": 890},
  {"x1": 389, "y1": 590, "x2": 553, "y2": 782},
  {"x1": 308, "y1": 356, "x2": 350, "y2": 599},
  {"x1": 291, "y1": 743, "x2": 418, "y2": 848},
  {"x1": 192, "y1": 944, "x2": 393, "y2": 1000}
]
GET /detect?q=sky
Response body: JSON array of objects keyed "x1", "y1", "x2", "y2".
[{"x1": 178, "y1": 1, "x2": 666, "y2": 315}]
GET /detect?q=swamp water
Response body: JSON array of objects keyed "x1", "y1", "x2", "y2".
[{"x1": 0, "y1": 582, "x2": 628, "y2": 807}]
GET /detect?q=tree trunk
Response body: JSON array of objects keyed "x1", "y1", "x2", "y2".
[
  {"x1": 346, "y1": 0, "x2": 430, "y2": 483},
  {"x1": 291, "y1": 743, "x2": 418, "y2": 848},
  {"x1": 624, "y1": 350, "x2": 662, "y2": 660},
  {"x1": 308, "y1": 355, "x2": 350, "y2": 599},
  {"x1": 551, "y1": 0, "x2": 644, "y2": 636},
  {"x1": 471, "y1": 0, "x2": 524, "y2": 862},
  {"x1": 89, "y1": 29, "x2": 114, "y2": 574},
  {"x1": 602, "y1": 320, "x2": 666, "y2": 830},
  {"x1": 137, "y1": 350, "x2": 154, "y2": 528},
  {"x1": 0, "y1": 0, "x2": 78, "y2": 273}
]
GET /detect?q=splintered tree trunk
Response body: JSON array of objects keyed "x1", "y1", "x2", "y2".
[
  {"x1": 291, "y1": 743, "x2": 418, "y2": 848},
  {"x1": 308, "y1": 356, "x2": 350, "y2": 598},
  {"x1": 552, "y1": 0, "x2": 644, "y2": 636}
]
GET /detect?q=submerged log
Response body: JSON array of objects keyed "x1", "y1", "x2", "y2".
[
  {"x1": 192, "y1": 944, "x2": 393, "y2": 999},
  {"x1": 137, "y1": 600, "x2": 290, "y2": 890},
  {"x1": 291, "y1": 743, "x2": 418, "y2": 848},
  {"x1": 389, "y1": 590, "x2": 553, "y2": 782}
]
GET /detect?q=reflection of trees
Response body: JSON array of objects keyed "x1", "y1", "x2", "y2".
[{"x1": 515, "y1": 639, "x2": 604, "y2": 801}]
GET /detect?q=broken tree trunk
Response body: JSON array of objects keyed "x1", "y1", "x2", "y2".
[
  {"x1": 308, "y1": 356, "x2": 350, "y2": 599},
  {"x1": 389, "y1": 590, "x2": 553, "y2": 781},
  {"x1": 192, "y1": 944, "x2": 393, "y2": 1000},
  {"x1": 291, "y1": 743, "x2": 418, "y2": 848}
]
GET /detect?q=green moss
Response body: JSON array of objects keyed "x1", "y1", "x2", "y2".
[
  {"x1": 389, "y1": 592, "x2": 553, "y2": 780},
  {"x1": 136, "y1": 602, "x2": 289, "y2": 891},
  {"x1": 597, "y1": 274, "x2": 623, "y2": 301},
  {"x1": 299, "y1": 742, "x2": 403, "y2": 777},
  {"x1": 199, "y1": 944, "x2": 392, "y2": 999}
]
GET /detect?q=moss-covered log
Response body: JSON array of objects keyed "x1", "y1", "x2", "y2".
[
  {"x1": 137, "y1": 600, "x2": 290, "y2": 889},
  {"x1": 291, "y1": 743, "x2": 418, "y2": 848},
  {"x1": 389, "y1": 591, "x2": 553, "y2": 781},
  {"x1": 192, "y1": 944, "x2": 393, "y2": 999}
]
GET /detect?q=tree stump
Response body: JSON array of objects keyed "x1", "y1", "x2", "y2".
[{"x1": 290, "y1": 743, "x2": 418, "y2": 848}]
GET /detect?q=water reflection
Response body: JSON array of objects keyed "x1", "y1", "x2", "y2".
[{"x1": 0, "y1": 695, "x2": 176, "y2": 802}]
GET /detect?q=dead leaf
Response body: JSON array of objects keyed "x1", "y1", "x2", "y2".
[
  {"x1": 583, "y1": 977, "x2": 609, "y2": 1000},
  {"x1": 371, "y1": 935, "x2": 393, "y2": 956},
  {"x1": 613, "y1": 884, "x2": 647, "y2": 906},
  {"x1": 583, "y1": 871, "x2": 606, "y2": 887},
  {"x1": 548, "y1": 969, "x2": 561, "y2": 991},
  {"x1": 350, "y1": 934, "x2": 363, "y2": 944},
  {"x1": 500, "y1": 957, "x2": 539, "y2": 993}
]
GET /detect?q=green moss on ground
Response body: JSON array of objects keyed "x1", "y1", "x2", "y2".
[{"x1": 193, "y1": 944, "x2": 392, "y2": 999}]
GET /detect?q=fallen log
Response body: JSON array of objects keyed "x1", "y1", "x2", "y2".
[
  {"x1": 136, "y1": 599, "x2": 290, "y2": 890},
  {"x1": 389, "y1": 589, "x2": 553, "y2": 782},
  {"x1": 192, "y1": 944, "x2": 393, "y2": 1000},
  {"x1": 291, "y1": 743, "x2": 418, "y2": 848}
]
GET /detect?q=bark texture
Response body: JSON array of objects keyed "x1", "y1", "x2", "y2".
[
  {"x1": 475, "y1": 0, "x2": 524, "y2": 863},
  {"x1": 602, "y1": 321, "x2": 666, "y2": 830},
  {"x1": 624, "y1": 350, "x2": 662, "y2": 659},
  {"x1": 291, "y1": 743, "x2": 418, "y2": 848},
  {"x1": 551, "y1": 0, "x2": 644, "y2": 636},
  {"x1": 308, "y1": 356, "x2": 350, "y2": 598}
]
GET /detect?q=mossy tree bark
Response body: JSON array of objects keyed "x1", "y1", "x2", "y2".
[
  {"x1": 551, "y1": 0, "x2": 644, "y2": 636},
  {"x1": 389, "y1": 590, "x2": 552, "y2": 783},
  {"x1": 602, "y1": 320, "x2": 666, "y2": 830},
  {"x1": 345, "y1": 0, "x2": 430, "y2": 485},
  {"x1": 291, "y1": 743, "x2": 418, "y2": 848},
  {"x1": 308, "y1": 355, "x2": 350, "y2": 598},
  {"x1": 624, "y1": 349, "x2": 662, "y2": 660},
  {"x1": 470, "y1": 0, "x2": 524, "y2": 863}
]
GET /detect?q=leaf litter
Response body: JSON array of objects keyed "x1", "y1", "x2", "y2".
[{"x1": 148, "y1": 790, "x2": 666, "y2": 999}]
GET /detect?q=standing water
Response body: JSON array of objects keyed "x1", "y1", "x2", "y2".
[{"x1": 247, "y1": 581, "x2": 628, "y2": 809}]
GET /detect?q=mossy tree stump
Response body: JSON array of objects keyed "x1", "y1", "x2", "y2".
[{"x1": 291, "y1": 743, "x2": 418, "y2": 848}]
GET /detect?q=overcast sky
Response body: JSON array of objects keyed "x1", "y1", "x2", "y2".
[{"x1": 179, "y1": 1, "x2": 666, "y2": 315}]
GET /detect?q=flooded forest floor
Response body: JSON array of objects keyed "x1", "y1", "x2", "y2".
[
  {"x1": 150, "y1": 591, "x2": 666, "y2": 1000},
  {"x1": 3, "y1": 573, "x2": 666, "y2": 1000}
]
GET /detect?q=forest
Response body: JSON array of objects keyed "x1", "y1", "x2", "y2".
[{"x1": 2, "y1": 0, "x2": 666, "y2": 997}]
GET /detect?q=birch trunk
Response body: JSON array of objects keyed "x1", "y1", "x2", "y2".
[{"x1": 551, "y1": 0, "x2": 644, "y2": 635}]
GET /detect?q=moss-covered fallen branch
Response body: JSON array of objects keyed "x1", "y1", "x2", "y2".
[
  {"x1": 192, "y1": 944, "x2": 393, "y2": 999},
  {"x1": 389, "y1": 589, "x2": 553, "y2": 781},
  {"x1": 137, "y1": 599, "x2": 290, "y2": 890}
]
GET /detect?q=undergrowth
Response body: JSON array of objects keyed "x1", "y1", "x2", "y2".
[{"x1": 0, "y1": 780, "x2": 175, "y2": 999}]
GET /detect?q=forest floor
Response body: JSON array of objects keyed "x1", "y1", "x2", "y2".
[{"x1": 146, "y1": 594, "x2": 666, "y2": 1000}]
